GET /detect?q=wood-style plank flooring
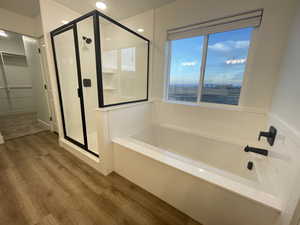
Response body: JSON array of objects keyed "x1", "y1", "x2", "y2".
[{"x1": 0, "y1": 131, "x2": 202, "y2": 225}]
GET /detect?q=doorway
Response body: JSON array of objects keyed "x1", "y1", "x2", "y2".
[{"x1": 0, "y1": 30, "x2": 51, "y2": 140}]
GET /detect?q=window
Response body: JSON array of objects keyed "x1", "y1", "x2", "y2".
[
  {"x1": 168, "y1": 36, "x2": 204, "y2": 102},
  {"x1": 166, "y1": 9, "x2": 262, "y2": 106},
  {"x1": 167, "y1": 28, "x2": 253, "y2": 105},
  {"x1": 202, "y1": 28, "x2": 253, "y2": 105}
]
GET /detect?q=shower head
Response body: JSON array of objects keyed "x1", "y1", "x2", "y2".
[{"x1": 82, "y1": 36, "x2": 92, "y2": 44}]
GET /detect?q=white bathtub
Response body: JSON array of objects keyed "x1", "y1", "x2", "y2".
[{"x1": 113, "y1": 124, "x2": 281, "y2": 225}]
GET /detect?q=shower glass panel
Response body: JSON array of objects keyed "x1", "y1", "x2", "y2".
[
  {"x1": 51, "y1": 10, "x2": 149, "y2": 157},
  {"x1": 77, "y1": 16, "x2": 99, "y2": 155},
  {"x1": 99, "y1": 15, "x2": 149, "y2": 106},
  {"x1": 52, "y1": 26, "x2": 86, "y2": 148}
]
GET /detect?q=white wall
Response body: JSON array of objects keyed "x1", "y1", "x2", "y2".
[
  {"x1": 266, "y1": 2, "x2": 300, "y2": 225},
  {"x1": 39, "y1": 37, "x2": 58, "y2": 132},
  {"x1": 0, "y1": 8, "x2": 42, "y2": 38},
  {"x1": 23, "y1": 36, "x2": 50, "y2": 124},
  {"x1": 39, "y1": 0, "x2": 81, "y2": 138},
  {"x1": 153, "y1": 0, "x2": 296, "y2": 110},
  {"x1": 150, "y1": 0, "x2": 297, "y2": 144},
  {"x1": 34, "y1": 14, "x2": 44, "y2": 38},
  {"x1": 271, "y1": 4, "x2": 300, "y2": 132}
]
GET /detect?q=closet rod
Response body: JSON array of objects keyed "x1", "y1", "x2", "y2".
[{"x1": 0, "y1": 50, "x2": 26, "y2": 56}]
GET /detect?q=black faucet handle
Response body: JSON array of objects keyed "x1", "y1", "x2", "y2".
[
  {"x1": 258, "y1": 131, "x2": 270, "y2": 141},
  {"x1": 244, "y1": 145, "x2": 250, "y2": 152},
  {"x1": 258, "y1": 126, "x2": 277, "y2": 146}
]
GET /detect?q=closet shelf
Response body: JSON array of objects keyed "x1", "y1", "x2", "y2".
[
  {"x1": 0, "y1": 85, "x2": 32, "y2": 90},
  {"x1": 0, "y1": 51, "x2": 27, "y2": 66},
  {"x1": 2, "y1": 52, "x2": 26, "y2": 57},
  {"x1": 103, "y1": 87, "x2": 117, "y2": 91}
]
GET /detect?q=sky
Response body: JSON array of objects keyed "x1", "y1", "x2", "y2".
[{"x1": 169, "y1": 27, "x2": 253, "y2": 86}]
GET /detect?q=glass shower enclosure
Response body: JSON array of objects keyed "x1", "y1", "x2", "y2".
[{"x1": 50, "y1": 10, "x2": 150, "y2": 157}]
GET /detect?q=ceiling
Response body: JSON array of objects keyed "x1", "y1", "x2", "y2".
[
  {"x1": 0, "y1": 0, "x2": 176, "y2": 20},
  {"x1": 54, "y1": 0, "x2": 176, "y2": 20},
  {"x1": 0, "y1": 0, "x2": 40, "y2": 18}
]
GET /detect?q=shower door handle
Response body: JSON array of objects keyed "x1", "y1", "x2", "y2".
[{"x1": 77, "y1": 88, "x2": 82, "y2": 98}]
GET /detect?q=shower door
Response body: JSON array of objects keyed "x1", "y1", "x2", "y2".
[{"x1": 51, "y1": 25, "x2": 91, "y2": 154}]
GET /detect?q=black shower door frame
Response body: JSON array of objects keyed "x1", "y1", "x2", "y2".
[
  {"x1": 50, "y1": 10, "x2": 150, "y2": 157},
  {"x1": 51, "y1": 17, "x2": 98, "y2": 157}
]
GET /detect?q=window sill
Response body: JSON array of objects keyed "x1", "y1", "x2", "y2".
[{"x1": 159, "y1": 99, "x2": 266, "y2": 114}]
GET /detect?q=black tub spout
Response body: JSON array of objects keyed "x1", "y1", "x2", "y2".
[{"x1": 244, "y1": 145, "x2": 268, "y2": 156}]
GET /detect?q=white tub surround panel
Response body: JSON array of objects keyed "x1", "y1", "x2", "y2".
[
  {"x1": 268, "y1": 3, "x2": 300, "y2": 224},
  {"x1": 59, "y1": 101, "x2": 153, "y2": 176},
  {"x1": 91, "y1": 101, "x2": 153, "y2": 175},
  {"x1": 113, "y1": 142, "x2": 280, "y2": 225},
  {"x1": 103, "y1": 101, "x2": 153, "y2": 139},
  {"x1": 153, "y1": 100, "x2": 268, "y2": 146},
  {"x1": 57, "y1": 106, "x2": 118, "y2": 176},
  {"x1": 265, "y1": 115, "x2": 300, "y2": 225}
]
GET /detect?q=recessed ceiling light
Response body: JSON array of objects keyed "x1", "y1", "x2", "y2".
[
  {"x1": 137, "y1": 28, "x2": 144, "y2": 33},
  {"x1": 0, "y1": 30, "x2": 8, "y2": 37},
  {"x1": 62, "y1": 20, "x2": 69, "y2": 25},
  {"x1": 96, "y1": 2, "x2": 107, "y2": 10}
]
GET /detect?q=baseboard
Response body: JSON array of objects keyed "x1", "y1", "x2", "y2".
[
  {"x1": 0, "y1": 132, "x2": 4, "y2": 144},
  {"x1": 59, "y1": 138, "x2": 106, "y2": 174},
  {"x1": 37, "y1": 119, "x2": 51, "y2": 130}
]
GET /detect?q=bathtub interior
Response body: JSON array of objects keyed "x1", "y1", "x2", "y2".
[
  {"x1": 132, "y1": 124, "x2": 258, "y2": 181},
  {"x1": 127, "y1": 124, "x2": 280, "y2": 202},
  {"x1": 108, "y1": 102, "x2": 280, "y2": 211}
]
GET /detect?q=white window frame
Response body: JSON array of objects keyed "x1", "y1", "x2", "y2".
[
  {"x1": 165, "y1": 28, "x2": 255, "y2": 107},
  {"x1": 164, "y1": 9, "x2": 262, "y2": 108}
]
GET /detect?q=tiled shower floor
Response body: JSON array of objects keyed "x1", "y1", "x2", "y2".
[{"x1": 0, "y1": 112, "x2": 49, "y2": 140}]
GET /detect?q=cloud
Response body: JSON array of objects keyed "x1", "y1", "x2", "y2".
[
  {"x1": 208, "y1": 40, "x2": 250, "y2": 52},
  {"x1": 225, "y1": 58, "x2": 247, "y2": 65},
  {"x1": 181, "y1": 61, "x2": 197, "y2": 66},
  {"x1": 208, "y1": 42, "x2": 231, "y2": 52},
  {"x1": 234, "y1": 41, "x2": 250, "y2": 49}
]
